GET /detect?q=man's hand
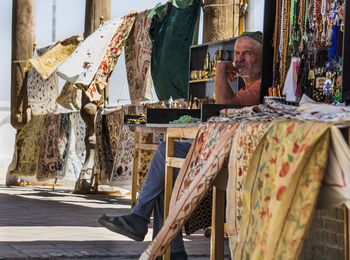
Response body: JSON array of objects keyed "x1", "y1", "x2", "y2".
[
  {"x1": 216, "y1": 61, "x2": 238, "y2": 83},
  {"x1": 214, "y1": 61, "x2": 240, "y2": 105}
]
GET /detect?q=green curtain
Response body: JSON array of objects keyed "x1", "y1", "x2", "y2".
[{"x1": 149, "y1": 0, "x2": 201, "y2": 101}]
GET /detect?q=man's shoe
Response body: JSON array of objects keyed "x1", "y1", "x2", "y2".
[{"x1": 98, "y1": 214, "x2": 146, "y2": 241}]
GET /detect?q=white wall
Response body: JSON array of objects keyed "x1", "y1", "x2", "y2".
[{"x1": 246, "y1": 0, "x2": 264, "y2": 32}]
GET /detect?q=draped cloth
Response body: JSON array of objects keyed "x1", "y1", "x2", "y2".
[
  {"x1": 9, "y1": 112, "x2": 86, "y2": 182},
  {"x1": 231, "y1": 120, "x2": 330, "y2": 259},
  {"x1": 27, "y1": 68, "x2": 59, "y2": 115},
  {"x1": 109, "y1": 105, "x2": 144, "y2": 189},
  {"x1": 149, "y1": 0, "x2": 201, "y2": 100},
  {"x1": 57, "y1": 12, "x2": 136, "y2": 102},
  {"x1": 27, "y1": 44, "x2": 59, "y2": 115},
  {"x1": 57, "y1": 18, "x2": 124, "y2": 87},
  {"x1": 140, "y1": 118, "x2": 332, "y2": 260},
  {"x1": 94, "y1": 108, "x2": 124, "y2": 185},
  {"x1": 226, "y1": 120, "x2": 273, "y2": 246},
  {"x1": 37, "y1": 114, "x2": 62, "y2": 181},
  {"x1": 25, "y1": 35, "x2": 82, "y2": 80},
  {"x1": 125, "y1": 10, "x2": 154, "y2": 104},
  {"x1": 10, "y1": 115, "x2": 46, "y2": 177},
  {"x1": 56, "y1": 82, "x2": 82, "y2": 110},
  {"x1": 88, "y1": 11, "x2": 136, "y2": 101},
  {"x1": 140, "y1": 122, "x2": 240, "y2": 259}
]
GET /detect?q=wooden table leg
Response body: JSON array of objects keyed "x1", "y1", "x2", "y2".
[
  {"x1": 163, "y1": 135, "x2": 174, "y2": 260},
  {"x1": 131, "y1": 131, "x2": 140, "y2": 208},
  {"x1": 210, "y1": 186, "x2": 225, "y2": 260}
]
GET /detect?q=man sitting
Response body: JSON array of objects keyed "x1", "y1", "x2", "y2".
[{"x1": 98, "y1": 31, "x2": 263, "y2": 260}]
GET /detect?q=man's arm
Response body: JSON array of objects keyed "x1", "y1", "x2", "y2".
[{"x1": 214, "y1": 61, "x2": 240, "y2": 105}]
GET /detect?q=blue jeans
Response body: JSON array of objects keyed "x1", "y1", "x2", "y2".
[{"x1": 132, "y1": 141, "x2": 191, "y2": 253}]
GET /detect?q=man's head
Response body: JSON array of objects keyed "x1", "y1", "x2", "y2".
[{"x1": 234, "y1": 31, "x2": 263, "y2": 81}]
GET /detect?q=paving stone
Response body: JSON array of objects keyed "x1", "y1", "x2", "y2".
[{"x1": 0, "y1": 185, "x2": 230, "y2": 259}]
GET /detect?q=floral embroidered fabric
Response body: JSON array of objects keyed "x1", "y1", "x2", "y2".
[
  {"x1": 57, "y1": 18, "x2": 123, "y2": 88},
  {"x1": 232, "y1": 120, "x2": 330, "y2": 259},
  {"x1": 140, "y1": 116, "x2": 333, "y2": 260},
  {"x1": 141, "y1": 122, "x2": 239, "y2": 259},
  {"x1": 87, "y1": 11, "x2": 136, "y2": 102},
  {"x1": 125, "y1": 10, "x2": 154, "y2": 104}
]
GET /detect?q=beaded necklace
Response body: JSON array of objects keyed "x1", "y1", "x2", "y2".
[
  {"x1": 273, "y1": 0, "x2": 282, "y2": 84},
  {"x1": 280, "y1": 0, "x2": 291, "y2": 88},
  {"x1": 298, "y1": 0, "x2": 307, "y2": 50}
]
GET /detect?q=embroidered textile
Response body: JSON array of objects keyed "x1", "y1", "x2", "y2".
[
  {"x1": 10, "y1": 115, "x2": 46, "y2": 176},
  {"x1": 70, "y1": 112, "x2": 86, "y2": 164},
  {"x1": 109, "y1": 105, "x2": 144, "y2": 189},
  {"x1": 86, "y1": 12, "x2": 136, "y2": 102},
  {"x1": 141, "y1": 122, "x2": 239, "y2": 259},
  {"x1": 296, "y1": 103, "x2": 350, "y2": 122},
  {"x1": 232, "y1": 120, "x2": 330, "y2": 259},
  {"x1": 61, "y1": 111, "x2": 86, "y2": 180},
  {"x1": 56, "y1": 113, "x2": 71, "y2": 179},
  {"x1": 27, "y1": 67, "x2": 59, "y2": 115},
  {"x1": 57, "y1": 18, "x2": 123, "y2": 87},
  {"x1": 25, "y1": 35, "x2": 82, "y2": 80},
  {"x1": 125, "y1": 10, "x2": 154, "y2": 104},
  {"x1": 27, "y1": 44, "x2": 59, "y2": 115},
  {"x1": 94, "y1": 108, "x2": 124, "y2": 184},
  {"x1": 9, "y1": 112, "x2": 86, "y2": 181},
  {"x1": 226, "y1": 120, "x2": 272, "y2": 249},
  {"x1": 56, "y1": 82, "x2": 82, "y2": 110},
  {"x1": 37, "y1": 114, "x2": 62, "y2": 181}
]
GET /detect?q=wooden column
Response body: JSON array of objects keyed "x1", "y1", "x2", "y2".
[
  {"x1": 75, "y1": 0, "x2": 111, "y2": 193},
  {"x1": 203, "y1": 0, "x2": 237, "y2": 43},
  {"x1": 11, "y1": 0, "x2": 36, "y2": 130}
]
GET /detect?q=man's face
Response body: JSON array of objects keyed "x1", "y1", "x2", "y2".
[{"x1": 233, "y1": 37, "x2": 262, "y2": 79}]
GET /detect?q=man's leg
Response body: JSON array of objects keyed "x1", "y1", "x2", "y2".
[
  {"x1": 99, "y1": 141, "x2": 191, "y2": 244},
  {"x1": 132, "y1": 141, "x2": 191, "y2": 220}
]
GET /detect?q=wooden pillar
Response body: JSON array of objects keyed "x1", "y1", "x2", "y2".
[
  {"x1": 11, "y1": 0, "x2": 36, "y2": 130},
  {"x1": 203, "y1": 0, "x2": 237, "y2": 43},
  {"x1": 75, "y1": 0, "x2": 111, "y2": 193}
]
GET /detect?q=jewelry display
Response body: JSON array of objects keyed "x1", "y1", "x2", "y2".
[{"x1": 272, "y1": 0, "x2": 344, "y2": 104}]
